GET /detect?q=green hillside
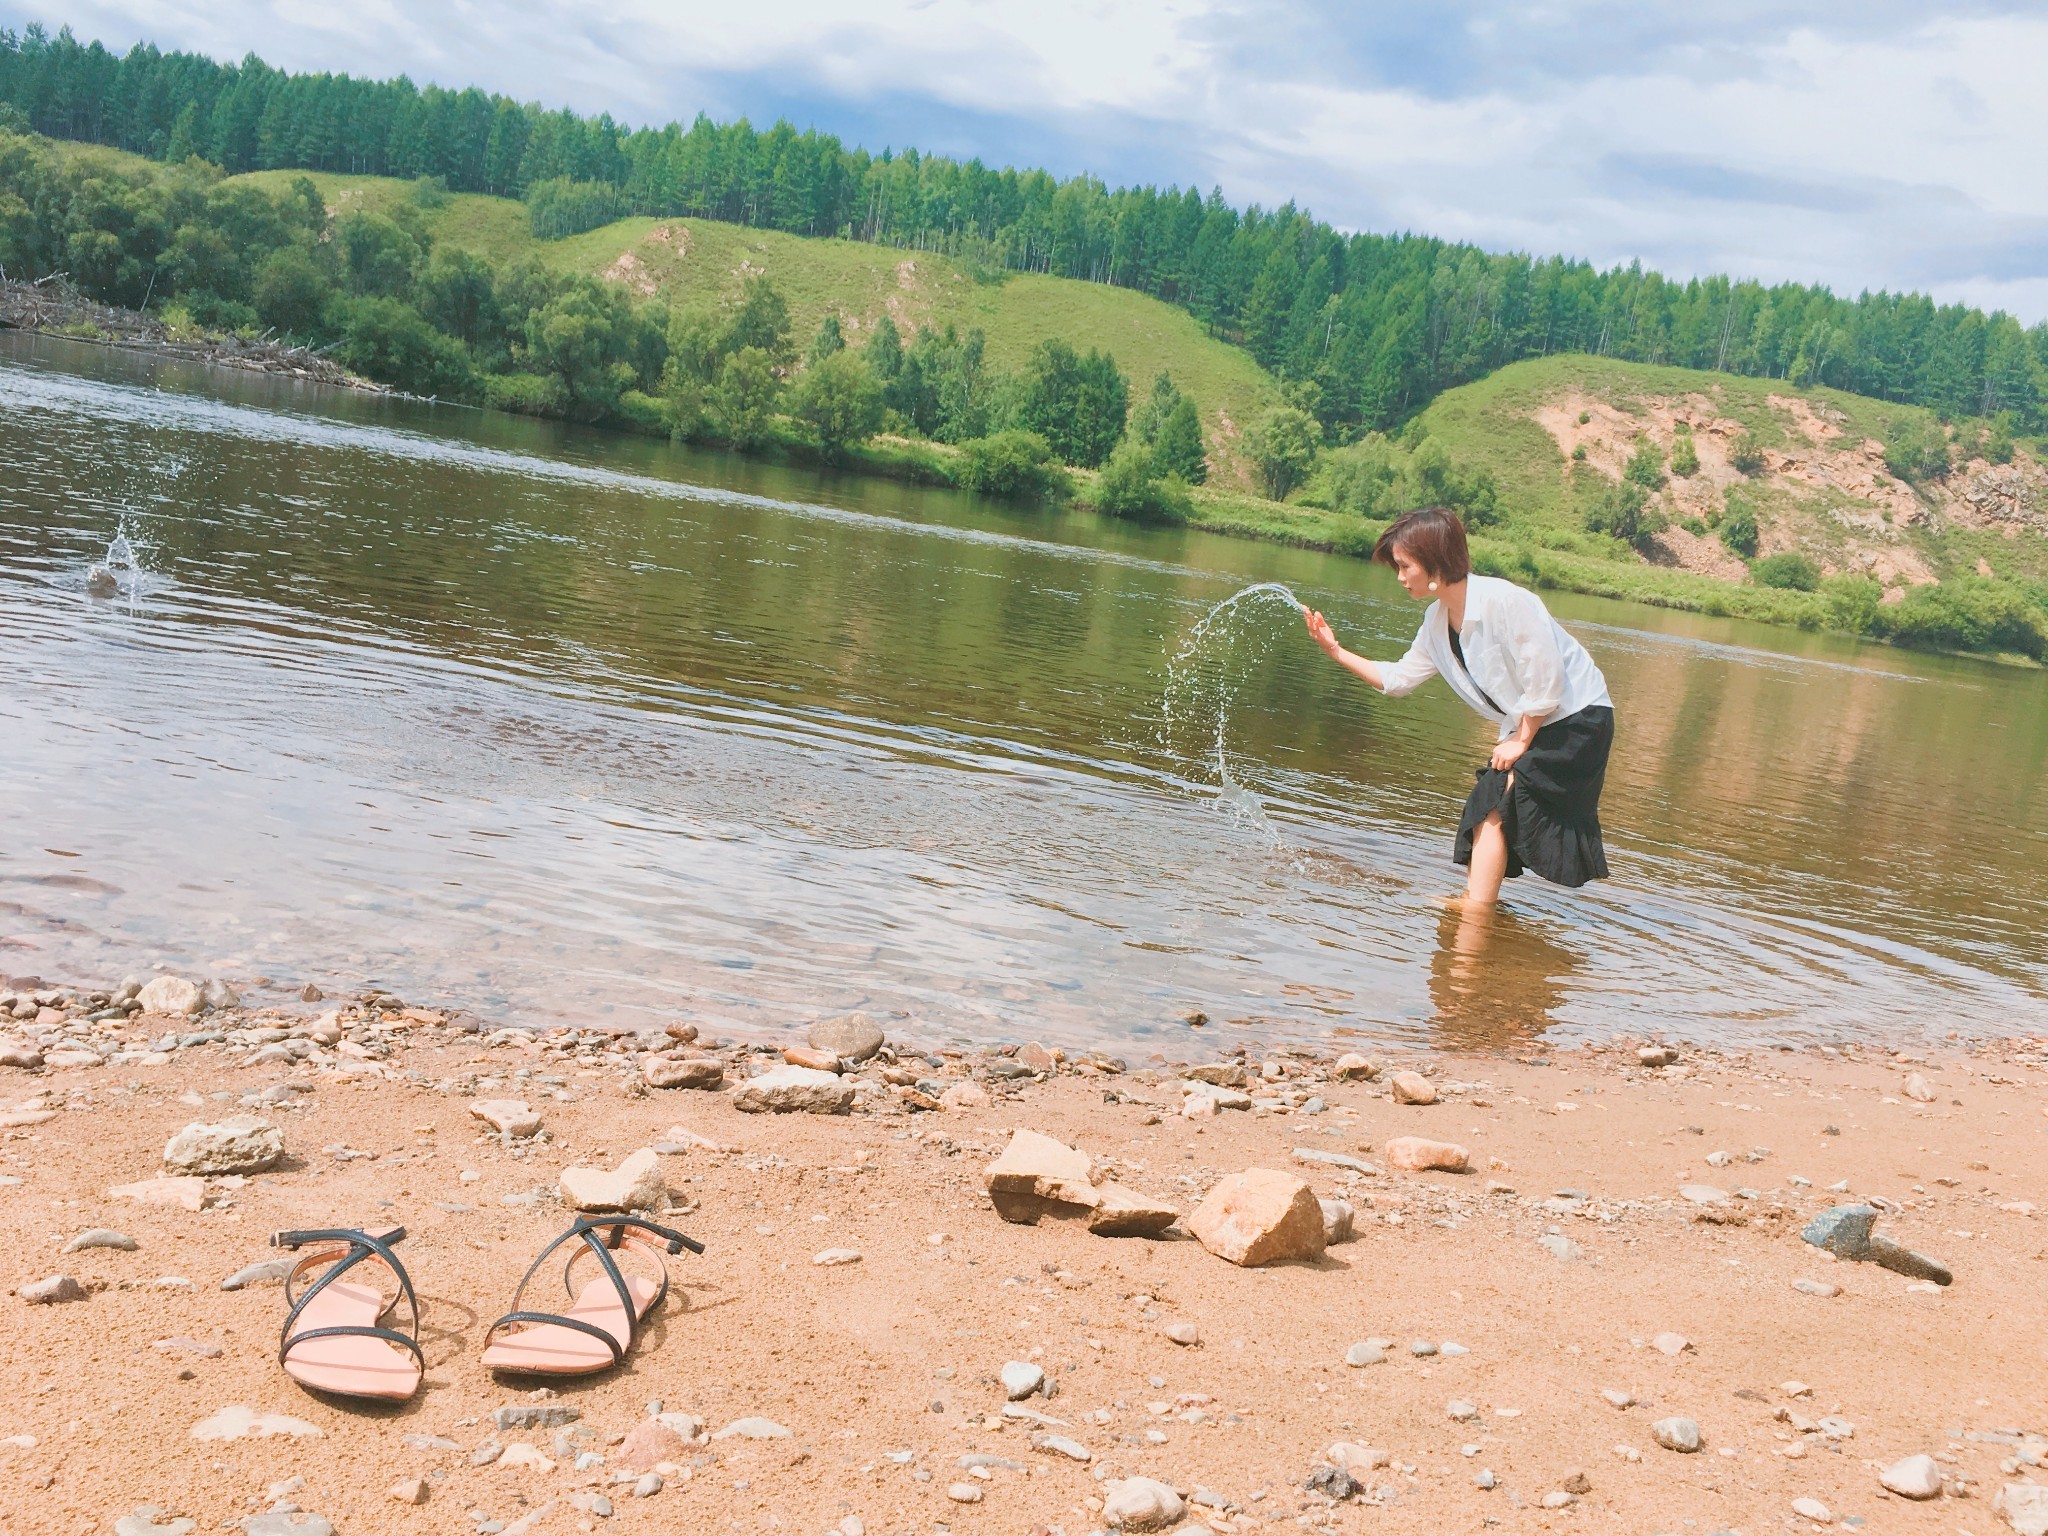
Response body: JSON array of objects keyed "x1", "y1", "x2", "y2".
[{"x1": 228, "y1": 169, "x2": 1280, "y2": 484}]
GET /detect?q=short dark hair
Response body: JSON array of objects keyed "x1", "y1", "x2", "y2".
[{"x1": 1372, "y1": 505, "x2": 1471, "y2": 583}]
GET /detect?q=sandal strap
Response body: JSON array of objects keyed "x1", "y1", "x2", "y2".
[
  {"x1": 485, "y1": 1308, "x2": 625, "y2": 1366},
  {"x1": 496, "y1": 1215, "x2": 703, "y2": 1368},
  {"x1": 270, "y1": 1227, "x2": 420, "y2": 1359},
  {"x1": 280, "y1": 1322, "x2": 426, "y2": 1369}
]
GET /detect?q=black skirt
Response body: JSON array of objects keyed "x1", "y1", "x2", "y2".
[{"x1": 1452, "y1": 705, "x2": 1613, "y2": 888}]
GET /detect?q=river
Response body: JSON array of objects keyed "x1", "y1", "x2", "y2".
[{"x1": 4, "y1": 332, "x2": 2045, "y2": 1054}]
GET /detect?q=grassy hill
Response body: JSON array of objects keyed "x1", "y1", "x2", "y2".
[{"x1": 227, "y1": 169, "x2": 1280, "y2": 484}]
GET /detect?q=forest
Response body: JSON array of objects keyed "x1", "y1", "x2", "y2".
[{"x1": 5, "y1": 20, "x2": 2046, "y2": 441}]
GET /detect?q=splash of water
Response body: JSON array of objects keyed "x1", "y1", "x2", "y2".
[
  {"x1": 1160, "y1": 582, "x2": 1309, "y2": 833},
  {"x1": 86, "y1": 517, "x2": 146, "y2": 604}
]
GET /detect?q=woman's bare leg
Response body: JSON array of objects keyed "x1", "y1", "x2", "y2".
[{"x1": 1465, "y1": 810, "x2": 1509, "y2": 905}]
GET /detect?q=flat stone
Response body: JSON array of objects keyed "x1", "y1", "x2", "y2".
[
  {"x1": 1680, "y1": 1184, "x2": 1730, "y2": 1204},
  {"x1": 1389, "y1": 1070, "x2": 1437, "y2": 1105},
  {"x1": 496, "y1": 1442, "x2": 555, "y2": 1470},
  {"x1": 1878, "y1": 1453, "x2": 1942, "y2": 1500},
  {"x1": 946, "y1": 1482, "x2": 983, "y2": 1503},
  {"x1": 1182, "y1": 1062, "x2": 1246, "y2": 1087},
  {"x1": 0, "y1": 1108, "x2": 52, "y2": 1126},
  {"x1": 1901, "y1": 1072, "x2": 1937, "y2": 1102},
  {"x1": 1639, "y1": 1045, "x2": 1678, "y2": 1066},
  {"x1": 781, "y1": 1045, "x2": 842, "y2": 1073},
  {"x1": 1162, "y1": 1321, "x2": 1198, "y2": 1346},
  {"x1": 984, "y1": 1128, "x2": 1098, "y2": 1223},
  {"x1": 2003, "y1": 1485, "x2": 2048, "y2": 1536},
  {"x1": 0, "y1": 1041, "x2": 43, "y2": 1069},
  {"x1": 1292, "y1": 1147, "x2": 1378, "y2": 1175},
  {"x1": 1801, "y1": 1204, "x2": 1953, "y2": 1284},
  {"x1": 644, "y1": 1055, "x2": 725, "y2": 1090},
  {"x1": 1447, "y1": 1400, "x2": 1480, "y2": 1420},
  {"x1": 713, "y1": 1416, "x2": 791, "y2": 1440},
  {"x1": 1652, "y1": 1416, "x2": 1703, "y2": 1453},
  {"x1": 1333, "y1": 1054, "x2": 1380, "y2": 1080},
  {"x1": 491, "y1": 1403, "x2": 581, "y2": 1430},
  {"x1": 1651, "y1": 1331, "x2": 1691, "y2": 1356},
  {"x1": 812, "y1": 1248, "x2": 862, "y2": 1266},
  {"x1": 989, "y1": 1361, "x2": 1041, "y2": 1403},
  {"x1": 387, "y1": 1477, "x2": 429, "y2": 1505},
  {"x1": 1188, "y1": 1168, "x2": 1327, "y2": 1267},
  {"x1": 559, "y1": 1148, "x2": 665, "y2": 1213},
  {"x1": 730, "y1": 1065, "x2": 853, "y2": 1115},
  {"x1": 1034, "y1": 1433, "x2": 1092, "y2": 1462},
  {"x1": 21, "y1": 1273, "x2": 87, "y2": 1304},
  {"x1": 222, "y1": 1259, "x2": 292, "y2": 1291},
  {"x1": 1793, "y1": 1278, "x2": 1841, "y2": 1297},
  {"x1": 808, "y1": 1011, "x2": 885, "y2": 1062},
  {"x1": 241, "y1": 1518, "x2": 331, "y2": 1536},
  {"x1": 1602, "y1": 1389, "x2": 1634, "y2": 1408},
  {"x1": 162, "y1": 1116, "x2": 283, "y2": 1175},
  {"x1": 1086, "y1": 1179, "x2": 1177, "y2": 1237},
  {"x1": 1328, "y1": 1442, "x2": 1390, "y2": 1473},
  {"x1": 1539, "y1": 1232, "x2": 1582, "y2": 1261},
  {"x1": 1792, "y1": 1496, "x2": 1833, "y2": 1522},
  {"x1": 109, "y1": 1176, "x2": 207, "y2": 1212},
  {"x1": 137, "y1": 976, "x2": 204, "y2": 1016},
  {"x1": 190, "y1": 1405, "x2": 324, "y2": 1441},
  {"x1": 469, "y1": 1099, "x2": 541, "y2": 1137},
  {"x1": 115, "y1": 1515, "x2": 196, "y2": 1536},
  {"x1": 1384, "y1": 1136, "x2": 1469, "y2": 1173},
  {"x1": 1344, "y1": 1341, "x2": 1385, "y2": 1368},
  {"x1": 615, "y1": 1417, "x2": 690, "y2": 1473},
  {"x1": 63, "y1": 1227, "x2": 137, "y2": 1253},
  {"x1": 1319, "y1": 1198, "x2": 1356, "y2": 1245},
  {"x1": 1182, "y1": 1081, "x2": 1252, "y2": 1110},
  {"x1": 155, "y1": 1336, "x2": 224, "y2": 1358},
  {"x1": 940, "y1": 1081, "x2": 990, "y2": 1109},
  {"x1": 1102, "y1": 1475, "x2": 1185, "y2": 1530}
]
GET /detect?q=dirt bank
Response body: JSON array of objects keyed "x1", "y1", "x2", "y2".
[{"x1": 2, "y1": 976, "x2": 2045, "y2": 1535}]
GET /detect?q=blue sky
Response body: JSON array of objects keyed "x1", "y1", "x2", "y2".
[{"x1": 12, "y1": 1, "x2": 2048, "y2": 320}]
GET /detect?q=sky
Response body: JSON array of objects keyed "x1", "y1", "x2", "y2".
[{"x1": 11, "y1": 1, "x2": 2048, "y2": 321}]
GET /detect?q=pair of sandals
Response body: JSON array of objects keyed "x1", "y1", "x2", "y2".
[{"x1": 270, "y1": 1216, "x2": 704, "y2": 1401}]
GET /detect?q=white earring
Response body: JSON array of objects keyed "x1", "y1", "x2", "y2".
[{"x1": 1428, "y1": 581, "x2": 1439, "y2": 592}]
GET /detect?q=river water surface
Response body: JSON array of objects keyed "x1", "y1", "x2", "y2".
[{"x1": 4, "y1": 333, "x2": 2045, "y2": 1053}]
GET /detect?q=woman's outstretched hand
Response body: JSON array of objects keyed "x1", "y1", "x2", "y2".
[{"x1": 1304, "y1": 608, "x2": 1341, "y2": 657}]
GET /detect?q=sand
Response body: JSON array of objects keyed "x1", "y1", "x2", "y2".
[{"x1": 2, "y1": 988, "x2": 2046, "y2": 1535}]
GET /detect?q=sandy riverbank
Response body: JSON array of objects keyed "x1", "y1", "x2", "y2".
[{"x1": 2, "y1": 975, "x2": 2045, "y2": 1536}]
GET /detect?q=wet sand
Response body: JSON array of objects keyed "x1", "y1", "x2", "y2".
[{"x1": 2, "y1": 981, "x2": 2046, "y2": 1536}]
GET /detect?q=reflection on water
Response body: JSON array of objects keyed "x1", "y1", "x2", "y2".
[{"x1": 2, "y1": 331, "x2": 2045, "y2": 1053}]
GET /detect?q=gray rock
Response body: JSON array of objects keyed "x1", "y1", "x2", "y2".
[
  {"x1": 241, "y1": 1516, "x2": 331, "y2": 1536},
  {"x1": 1653, "y1": 1417, "x2": 1703, "y2": 1453},
  {"x1": 0, "y1": 1040, "x2": 42, "y2": 1069},
  {"x1": 1344, "y1": 1341, "x2": 1385, "y2": 1368},
  {"x1": 643, "y1": 1055, "x2": 724, "y2": 1090},
  {"x1": 1034, "y1": 1434, "x2": 1092, "y2": 1462},
  {"x1": 1446, "y1": 1400, "x2": 1479, "y2": 1420},
  {"x1": 63, "y1": 1227, "x2": 137, "y2": 1253},
  {"x1": 162, "y1": 1116, "x2": 283, "y2": 1175},
  {"x1": 493, "y1": 1404, "x2": 581, "y2": 1430},
  {"x1": 1999, "y1": 1483, "x2": 2048, "y2": 1536},
  {"x1": 1306, "y1": 1465, "x2": 1361, "y2": 1499},
  {"x1": 154, "y1": 1336, "x2": 223, "y2": 1358},
  {"x1": 1318, "y1": 1197, "x2": 1356, "y2": 1245},
  {"x1": 470, "y1": 1437, "x2": 503, "y2": 1465},
  {"x1": 114, "y1": 1513, "x2": 196, "y2": 1536},
  {"x1": 21, "y1": 1273, "x2": 87, "y2": 1304},
  {"x1": 1793, "y1": 1278, "x2": 1841, "y2": 1297},
  {"x1": 200, "y1": 979, "x2": 240, "y2": 1012},
  {"x1": 222, "y1": 1259, "x2": 293, "y2": 1291},
  {"x1": 1801, "y1": 1204, "x2": 1952, "y2": 1285},
  {"x1": 137, "y1": 976, "x2": 204, "y2": 1016},
  {"x1": 730, "y1": 1066, "x2": 853, "y2": 1115},
  {"x1": 1410, "y1": 1340, "x2": 1438, "y2": 1357},
  {"x1": 1101, "y1": 1475, "x2": 1185, "y2": 1530},
  {"x1": 958, "y1": 1454, "x2": 1026, "y2": 1471},
  {"x1": 1001, "y1": 1361, "x2": 1046, "y2": 1400},
  {"x1": 632, "y1": 1473, "x2": 663, "y2": 1497},
  {"x1": 808, "y1": 1011, "x2": 886, "y2": 1062},
  {"x1": 1475, "y1": 1469, "x2": 1497, "y2": 1489},
  {"x1": 1878, "y1": 1453, "x2": 1942, "y2": 1500},
  {"x1": 1538, "y1": 1232, "x2": 1582, "y2": 1262}
]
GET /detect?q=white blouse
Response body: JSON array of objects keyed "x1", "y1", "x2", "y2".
[{"x1": 1376, "y1": 575, "x2": 1612, "y2": 740}]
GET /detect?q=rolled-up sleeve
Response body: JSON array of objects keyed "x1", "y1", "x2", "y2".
[
  {"x1": 1503, "y1": 589, "x2": 1566, "y2": 720},
  {"x1": 1376, "y1": 625, "x2": 1438, "y2": 697}
]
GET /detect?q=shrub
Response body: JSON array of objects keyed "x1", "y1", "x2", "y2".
[
  {"x1": 789, "y1": 349, "x2": 884, "y2": 456},
  {"x1": 1325, "y1": 435, "x2": 1402, "y2": 517},
  {"x1": 1623, "y1": 440, "x2": 1667, "y2": 490},
  {"x1": 1670, "y1": 426, "x2": 1700, "y2": 478},
  {"x1": 957, "y1": 429, "x2": 1071, "y2": 501},
  {"x1": 1088, "y1": 443, "x2": 1191, "y2": 523},
  {"x1": 1410, "y1": 438, "x2": 1501, "y2": 528},
  {"x1": 1245, "y1": 405, "x2": 1321, "y2": 499},
  {"x1": 1013, "y1": 339, "x2": 1129, "y2": 467},
  {"x1": 1883, "y1": 416, "x2": 1950, "y2": 484},
  {"x1": 1585, "y1": 481, "x2": 1666, "y2": 550},
  {"x1": 331, "y1": 296, "x2": 476, "y2": 398},
  {"x1": 525, "y1": 177, "x2": 625, "y2": 240},
  {"x1": 413, "y1": 174, "x2": 452, "y2": 210},
  {"x1": 1570, "y1": 444, "x2": 1586, "y2": 462},
  {"x1": 1870, "y1": 578, "x2": 2048, "y2": 658},
  {"x1": 709, "y1": 346, "x2": 782, "y2": 448},
  {"x1": 181, "y1": 290, "x2": 260, "y2": 333},
  {"x1": 1752, "y1": 552, "x2": 1821, "y2": 591},
  {"x1": 1680, "y1": 516, "x2": 1708, "y2": 536},
  {"x1": 1728, "y1": 430, "x2": 1766, "y2": 477},
  {"x1": 613, "y1": 389, "x2": 671, "y2": 435},
  {"x1": 250, "y1": 247, "x2": 332, "y2": 335},
  {"x1": 1719, "y1": 496, "x2": 1760, "y2": 557},
  {"x1": 1821, "y1": 574, "x2": 1882, "y2": 634}
]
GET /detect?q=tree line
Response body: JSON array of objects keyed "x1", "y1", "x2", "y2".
[
  {"x1": 4, "y1": 20, "x2": 2045, "y2": 441},
  {"x1": 0, "y1": 125, "x2": 1213, "y2": 515}
]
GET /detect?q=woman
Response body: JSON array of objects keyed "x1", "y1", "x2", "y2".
[{"x1": 1304, "y1": 506, "x2": 1614, "y2": 905}]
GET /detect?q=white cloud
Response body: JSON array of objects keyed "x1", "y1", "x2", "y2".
[{"x1": 11, "y1": 1, "x2": 2048, "y2": 318}]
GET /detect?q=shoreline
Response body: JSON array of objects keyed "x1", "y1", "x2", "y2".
[{"x1": 3, "y1": 971, "x2": 2045, "y2": 1533}]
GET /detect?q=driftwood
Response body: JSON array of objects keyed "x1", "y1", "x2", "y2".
[{"x1": 0, "y1": 276, "x2": 390, "y2": 393}]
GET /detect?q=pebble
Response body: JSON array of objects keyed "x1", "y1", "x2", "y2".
[
  {"x1": 1318, "y1": 1197, "x2": 1354, "y2": 1244},
  {"x1": 1793, "y1": 1278, "x2": 1841, "y2": 1297},
  {"x1": 63, "y1": 1227, "x2": 137, "y2": 1254},
  {"x1": 1101, "y1": 1475, "x2": 1185, "y2": 1530},
  {"x1": 115, "y1": 1515, "x2": 195, "y2": 1536},
  {"x1": 1344, "y1": 1342, "x2": 1385, "y2": 1368},
  {"x1": 190, "y1": 1405, "x2": 324, "y2": 1441},
  {"x1": 1001, "y1": 1361, "x2": 1045, "y2": 1401},
  {"x1": 713, "y1": 1417, "x2": 791, "y2": 1440},
  {"x1": 1410, "y1": 1340, "x2": 1438, "y2": 1357},
  {"x1": 1384, "y1": 1135, "x2": 1469, "y2": 1172},
  {"x1": 1602, "y1": 1389, "x2": 1634, "y2": 1408},
  {"x1": 154, "y1": 1336, "x2": 223, "y2": 1358},
  {"x1": 1291, "y1": 1147, "x2": 1377, "y2": 1176},
  {"x1": 20, "y1": 1273, "x2": 87, "y2": 1304},
  {"x1": 1163, "y1": 1322, "x2": 1198, "y2": 1346},
  {"x1": 1562, "y1": 1470, "x2": 1592, "y2": 1494},
  {"x1": 492, "y1": 1404, "x2": 580, "y2": 1430},
  {"x1": 1651, "y1": 1331, "x2": 1691, "y2": 1355},
  {"x1": 730, "y1": 1065, "x2": 854, "y2": 1114},
  {"x1": 1333, "y1": 1053, "x2": 1379, "y2": 1080},
  {"x1": 1680, "y1": 1184, "x2": 1730, "y2": 1204},
  {"x1": 558, "y1": 1148, "x2": 666, "y2": 1212},
  {"x1": 1792, "y1": 1495, "x2": 1833, "y2": 1522},
  {"x1": 1389, "y1": 1071, "x2": 1438, "y2": 1105},
  {"x1": 1653, "y1": 1416, "x2": 1703, "y2": 1453},
  {"x1": 241, "y1": 1516, "x2": 331, "y2": 1536},
  {"x1": 1447, "y1": 1400, "x2": 1479, "y2": 1420},
  {"x1": 1878, "y1": 1453, "x2": 1942, "y2": 1500},
  {"x1": 1542, "y1": 1490, "x2": 1575, "y2": 1508},
  {"x1": 1538, "y1": 1232, "x2": 1582, "y2": 1261},
  {"x1": 644, "y1": 1055, "x2": 725, "y2": 1090},
  {"x1": 1474, "y1": 1469, "x2": 1497, "y2": 1489},
  {"x1": 812, "y1": 1248, "x2": 862, "y2": 1266},
  {"x1": 1902, "y1": 1072, "x2": 1936, "y2": 1102},
  {"x1": 161, "y1": 1116, "x2": 283, "y2": 1175},
  {"x1": 387, "y1": 1477, "x2": 429, "y2": 1505},
  {"x1": 221, "y1": 1259, "x2": 292, "y2": 1291},
  {"x1": 808, "y1": 1011, "x2": 886, "y2": 1062},
  {"x1": 1034, "y1": 1433, "x2": 1092, "y2": 1462},
  {"x1": 469, "y1": 1099, "x2": 542, "y2": 1137},
  {"x1": 945, "y1": 1483, "x2": 982, "y2": 1503},
  {"x1": 137, "y1": 976, "x2": 204, "y2": 1015}
]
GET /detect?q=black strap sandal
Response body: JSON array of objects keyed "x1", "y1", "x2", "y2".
[
  {"x1": 270, "y1": 1226, "x2": 425, "y2": 1400},
  {"x1": 480, "y1": 1215, "x2": 703, "y2": 1376}
]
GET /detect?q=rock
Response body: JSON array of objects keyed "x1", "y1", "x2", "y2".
[
  {"x1": 1001, "y1": 1361, "x2": 1045, "y2": 1400},
  {"x1": 162, "y1": 1116, "x2": 283, "y2": 1175},
  {"x1": 1651, "y1": 1331, "x2": 1690, "y2": 1356},
  {"x1": 808, "y1": 1011, "x2": 885, "y2": 1062},
  {"x1": 1793, "y1": 1278, "x2": 1841, "y2": 1297},
  {"x1": 812, "y1": 1248, "x2": 862, "y2": 1267},
  {"x1": 1188, "y1": 1168, "x2": 1327, "y2": 1267},
  {"x1": 1333, "y1": 1053, "x2": 1380, "y2": 1080},
  {"x1": 0, "y1": 1107, "x2": 54, "y2": 1127},
  {"x1": 241, "y1": 1517, "x2": 331, "y2": 1536},
  {"x1": 1601, "y1": 1389, "x2": 1635, "y2": 1407},
  {"x1": 1033, "y1": 1433, "x2": 1091, "y2": 1462},
  {"x1": 1793, "y1": 1496, "x2": 1833, "y2": 1522},
  {"x1": 137, "y1": 976, "x2": 204, "y2": 1016},
  {"x1": 558, "y1": 1148, "x2": 666, "y2": 1212},
  {"x1": 1879, "y1": 1453, "x2": 1942, "y2": 1500},
  {"x1": 189, "y1": 1405, "x2": 324, "y2": 1441},
  {"x1": 615, "y1": 1418, "x2": 689, "y2": 1473},
  {"x1": 940, "y1": 1082, "x2": 989, "y2": 1110},
  {"x1": 1328, "y1": 1442, "x2": 1390, "y2": 1473},
  {"x1": 497, "y1": 1442, "x2": 555, "y2": 1470},
  {"x1": 1542, "y1": 1490, "x2": 1575, "y2": 1508},
  {"x1": 1902, "y1": 1072, "x2": 1937, "y2": 1103},
  {"x1": 781, "y1": 1045, "x2": 842, "y2": 1072},
  {"x1": 1306, "y1": 1465, "x2": 1361, "y2": 1499},
  {"x1": 1447, "y1": 1399, "x2": 1479, "y2": 1420},
  {"x1": 115, "y1": 1514, "x2": 197, "y2": 1536},
  {"x1": 730, "y1": 1065, "x2": 853, "y2": 1115},
  {"x1": 644, "y1": 1055, "x2": 725, "y2": 1090},
  {"x1": 946, "y1": 1483, "x2": 983, "y2": 1503},
  {"x1": 492, "y1": 1403, "x2": 581, "y2": 1430},
  {"x1": 1180, "y1": 1092, "x2": 1218, "y2": 1120},
  {"x1": 1639, "y1": 1045, "x2": 1678, "y2": 1066},
  {"x1": 1384, "y1": 1136, "x2": 1469, "y2": 1173},
  {"x1": 154, "y1": 1336, "x2": 223, "y2": 1357},
  {"x1": 1344, "y1": 1341, "x2": 1385, "y2": 1368},
  {"x1": 1183, "y1": 1062, "x2": 1246, "y2": 1087},
  {"x1": 112, "y1": 1176, "x2": 207, "y2": 1212},
  {"x1": 221, "y1": 1259, "x2": 292, "y2": 1291},
  {"x1": 1293, "y1": 1147, "x2": 1378, "y2": 1175},
  {"x1": 21, "y1": 1274, "x2": 87, "y2": 1304},
  {"x1": 1680, "y1": 1184, "x2": 1729, "y2": 1204},
  {"x1": 713, "y1": 1417, "x2": 790, "y2": 1440},
  {"x1": 1538, "y1": 1232, "x2": 1582, "y2": 1261},
  {"x1": 1801, "y1": 1204, "x2": 1953, "y2": 1284},
  {"x1": 1562, "y1": 1470, "x2": 1593, "y2": 1495},
  {"x1": 2000, "y1": 1483, "x2": 2048, "y2": 1535},
  {"x1": 63, "y1": 1227, "x2": 137, "y2": 1253},
  {"x1": 1085, "y1": 1179, "x2": 1177, "y2": 1237},
  {"x1": 1652, "y1": 1417, "x2": 1703, "y2": 1453},
  {"x1": 632, "y1": 1472, "x2": 663, "y2": 1497},
  {"x1": 1102, "y1": 1475, "x2": 1186, "y2": 1530},
  {"x1": 1183, "y1": 1080, "x2": 1252, "y2": 1111},
  {"x1": 984, "y1": 1128, "x2": 1098, "y2": 1223},
  {"x1": 387, "y1": 1477, "x2": 429, "y2": 1505},
  {"x1": 1389, "y1": 1071, "x2": 1437, "y2": 1105},
  {"x1": 200, "y1": 978, "x2": 240, "y2": 1012},
  {"x1": 469, "y1": 1099, "x2": 541, "y2": 1137},
  {"x1": 1162, "y1": 1321, "x2": 1198, "y2": 1346},
  {"x1": 0, "y1": 1040, "x2": 42, "y2": 1069},
  {"x1": 1319, "y1": 1198, "x2": 1356, "y2": 1245}
]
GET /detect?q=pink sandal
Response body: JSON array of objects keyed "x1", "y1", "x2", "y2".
[
  {"x1": 271, "y1": 1226, "x2": 424, "y2": 1401},
  {"x1": 481, "y1": 1216, "x2": 702, "y2": 1377}
]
